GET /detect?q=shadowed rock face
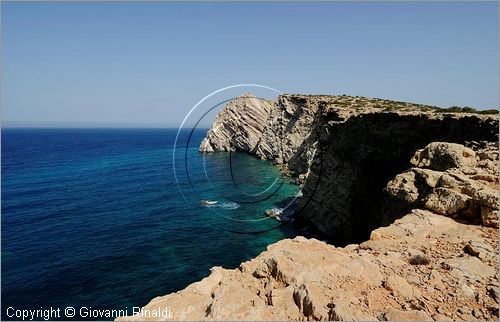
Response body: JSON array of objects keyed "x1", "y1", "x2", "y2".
[
  {"x1": 300, "y1": 112, "x2": 498, "y2": 244},
  {"x1": 199, "y1": 93, "x2": 499, "y2": 243}
]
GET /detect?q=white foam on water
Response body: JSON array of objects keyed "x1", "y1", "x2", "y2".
[
  {"x1": 203, "y1": 201, "x2": 241, "y2": 210},
  {"x1": 219, "y1": 202, "x2": 241, "y2": 210}
]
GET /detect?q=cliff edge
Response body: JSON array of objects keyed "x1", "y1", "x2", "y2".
[
  {"x1": 118, "y1": 94, "x2": 499, "y2": 321},
  {"x1": 199, "y1": 94, "x2": 498, "y2": 243}
]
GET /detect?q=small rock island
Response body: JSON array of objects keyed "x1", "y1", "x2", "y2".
[{"x1": 119, "y1": 94, "x2": 499, "y2": 321}]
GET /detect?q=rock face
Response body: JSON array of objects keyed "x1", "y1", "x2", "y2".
[
  {"x1": 386, "y1": 141, "x2": 499, "y2": 228},
  {"x1": 199, "y1": 93, "x2": 274, "y2": 153},
  {"x1": 120, "y1": 140, "x2": 499, "y2": 321},
  {"x1": 127, "y1": 95, "x2": 499, "y2": 321},
  {"x1": 199, "y1": 94, "x2": 498, "y2": 242}
]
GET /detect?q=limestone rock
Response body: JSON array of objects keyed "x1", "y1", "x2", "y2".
[
  {"x1": 386, "y1": 142, "x2": 499, "y2": 227},
  {"x1": 199, "y1": 93, "x2": 273, "y2": 153},
  {"x1": 424, "y1": 187, "x2": 471, "y2": 216},
  {"x1": 148, "y1": 94, "x2": 500, "y2": 321},
  {"x1": 199, "y1": 93, "x2": 498, "y2": 241},
  {"x1": 383, "y1": 275, "x2": 415, "y2": 299},
  {"x1": 118, "y1": 210, "x2": 499, "y2": 321},
  {"x1": 410, "y1": 142, "x2": 477, "y2": 171},
  {"x1": 384, "y1": 308, "x2": 432, "y2": 321},
  {"x1": 386, "y1": 171, "x2": 419, "y2": 204}
]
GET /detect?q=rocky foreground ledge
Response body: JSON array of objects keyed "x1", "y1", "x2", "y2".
[
  {"x1": 121, "y1": 213, "x2": 497, "y2": 321},
  {"x1": 119, "y1": 141, "x2": 499, "y2": 321}
]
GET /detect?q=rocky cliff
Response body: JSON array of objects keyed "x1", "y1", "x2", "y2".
[
  {"x1": 118, "y1": 96, "x2": 499, "y2": 321},
  {"x1": 199, "y1": 93, "x2": 274, "y2": 153},
  {"x1": 199, "y1": 94, "x2": 498, "y2": 243},
  {"x1": 119, "y1": 142, "x2": 499, "y2": 321}
]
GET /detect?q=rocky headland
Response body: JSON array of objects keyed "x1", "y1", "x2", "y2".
[
  {"x1": 120, "y1": 94, "x2": 499, "y2": 321},
  {"x1": 200, "y1": 94, "x2": 497, "y2": 241}
]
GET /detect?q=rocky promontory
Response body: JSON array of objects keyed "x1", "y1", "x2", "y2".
[
  {"x1": 119, "y1": 94, "x2": 498, "y2": 321},
  {"x1": 199, "y1": 94, "x2": 498, "y2": 243},
  {"x1": 199, "y1": 93, "x2": 274, "y2": 153}
]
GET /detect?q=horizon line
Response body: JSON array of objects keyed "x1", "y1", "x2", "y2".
[{"x1": 1, "y1": 126, "x2": 210, "y2": 129}]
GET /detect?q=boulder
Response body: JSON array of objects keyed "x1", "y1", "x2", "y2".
[
  {"x1": 410, "y1": 142, "x2": 477, "y2": 171},
  {"x1": 386, "y1": 142, "x2": 499, "y2": 227}
]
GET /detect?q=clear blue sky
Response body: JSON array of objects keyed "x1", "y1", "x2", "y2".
[{"x1": 2, "y1": 1, "x2": 498, "y2": 127}]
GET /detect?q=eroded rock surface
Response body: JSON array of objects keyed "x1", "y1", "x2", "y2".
[
  {"x1": 119, "y1": 210, "x2": 498, "y2": 321},
  {"x1": 199, "y1": 93, "x2": 273, "y2": 153},
  {"x1": 386, "y1": 141, "x2": 499, "y2": 228}
]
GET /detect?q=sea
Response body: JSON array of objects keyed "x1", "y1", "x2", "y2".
[{"x1": 1, "y1": 128, "x2": 306, "y2": 320}]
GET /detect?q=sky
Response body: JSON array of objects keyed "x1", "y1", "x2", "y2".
[{"x1": 1, "y1": 1, "x2": 498, "y2": 128}]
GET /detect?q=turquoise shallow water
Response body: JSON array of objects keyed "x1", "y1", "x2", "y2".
[{"x1": 1, "y1": 128, "x2": 305, "y2": 320}]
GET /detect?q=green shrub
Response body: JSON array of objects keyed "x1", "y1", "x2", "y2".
[{"x1": 434, "y1": 106, "x2": 498, "y2": 114}]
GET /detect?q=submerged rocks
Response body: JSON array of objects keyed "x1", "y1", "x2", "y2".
[{"x1": 265, "y1": 208, "x2": 283, "y2": 220}]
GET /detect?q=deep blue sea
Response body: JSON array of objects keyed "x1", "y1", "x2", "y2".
[{"x1": 1, "y1": 128, "x2": 305, "y2": 320}]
